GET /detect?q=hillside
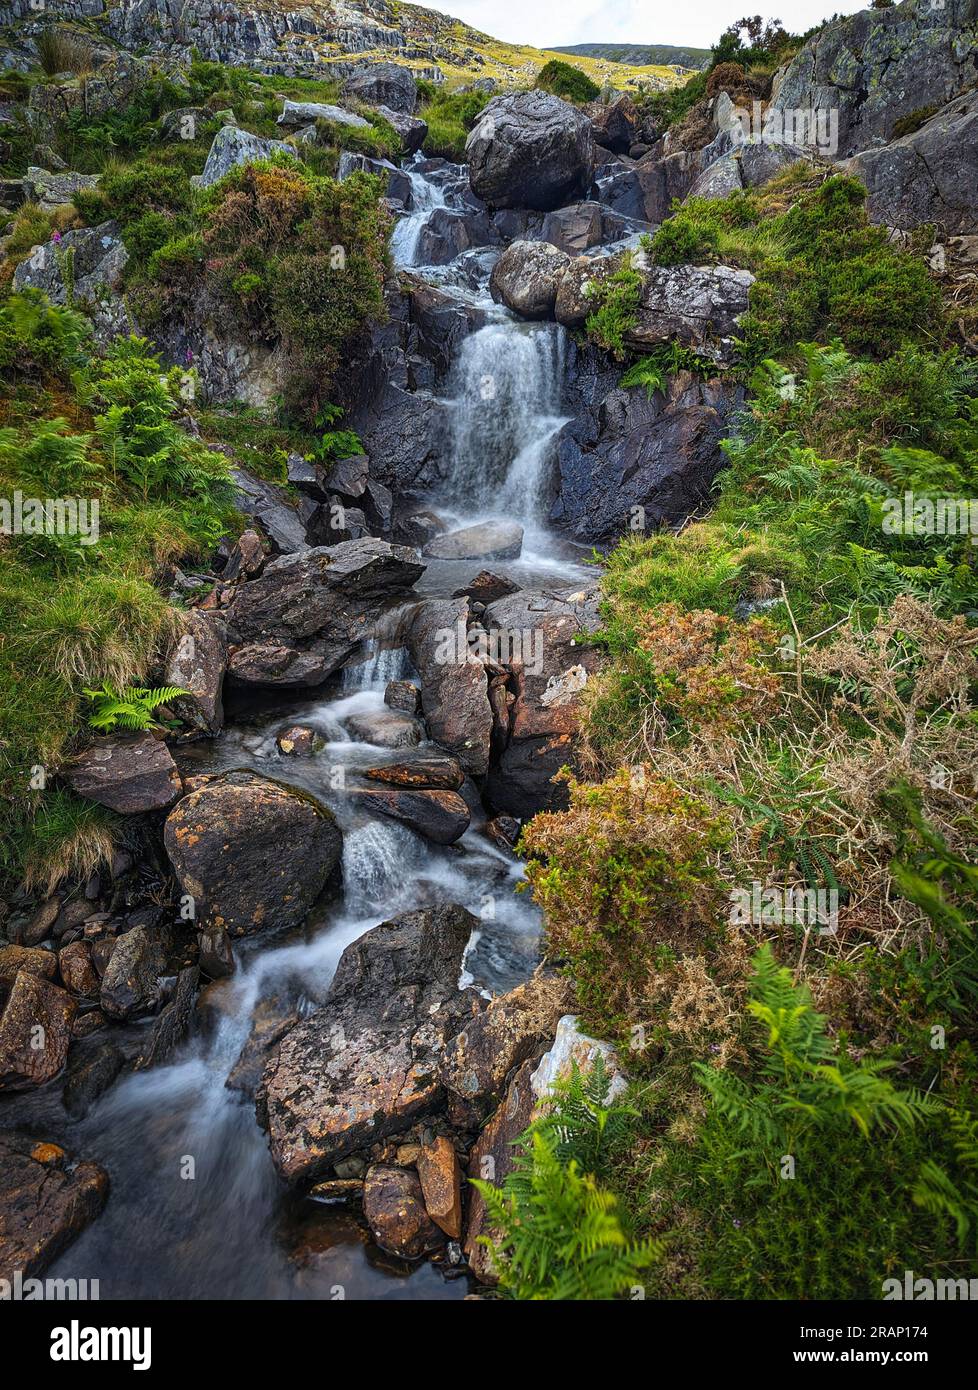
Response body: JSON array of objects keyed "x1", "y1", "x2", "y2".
[
  {"x1": 0, "y1": 0, "x2": 689, "y2": 93},
  {"x1": 551, "y1": 41, "x2": 711, "y2": 71}
]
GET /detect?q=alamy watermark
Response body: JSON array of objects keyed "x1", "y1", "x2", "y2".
[
  {"x1": 729, "y1": 880, "x2": 839, "y2": 935},
  {"x1": 0, "y1": 491, "x2": 100, "y2": 544},
  {"x1": 730, "y1": 100, "x2": 839, "y2": 156},
  {"x1": 883, "y1": 1269, "x2": 977, "y2": 1300},
  {"x1": 1, "y1": 1269, "x2": 99, "y2": 1300},
  {"x1": 882, "y1": 491, "x2": 978, "y2": 546}
]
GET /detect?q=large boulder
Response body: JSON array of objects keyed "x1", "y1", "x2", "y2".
[
  {"x1": 198, "y1": 125, "x2": 292, "y2": 189},
  {"x1": 99, "y1": 925, "x2": 173, "y2": 1020},
  {"x1": 342, "y1": 63, "x2": 418, "y2": 114},
  {"x1": 277, "y1": 100, "x2": 370, "y2": 130},
  {"x1": 225, "y1": 538, "x2": 425, "y2": 688},
  {"x1": 164, "y1": 771, "x2": 342, "y2": 936},
  {"x1": 363, "y1": 1165, "x2": 444, "y2": 1259},
  {"x1": 489, "y1": 240, "x2": 570, "y2": 319},
  {"x1": 625, "y1": 262, "x2": 755, "y2": 366},
  {"x1": 406, "y1": 598, "x2": 493, "y2": 777},
  {"x1": 843, "y1": 92, "x2": 978, "y2": 234},
  {"x1": 23, "y1": 166, "x2": 98, "y2": 211},
  {"x1": 0, "y1": 1134, "x2": 108, "y2": 1281},
  {"x1": 483, "y1": 584, "x2": 605, "y2": 819},
  {"x1": 13, "y1": 219, "x2": 132, "y2": 345},
  {"x1": 64, "y1": 732, "x2": 182, "y2": 814},
  {"x1": 259, "y1": 905, "x2": 482, "y2": 1184},
  {"x1": 589, "y1": 92, "x2": 642, "y2": 155},
  {"x1": 769, "y1": 0, "x2": 978, "y2": 161},
  {"x1": 375, "y1": 104, "x2": 428, "y2": 156},
  {"x1": 164, "y1": 610, "x2": 227, "y2": 735},
  {"x1": 466, "y1": 91, "x2": 595, "y2": 211},
  {"x1": 0, "y1": 974, "x2": 75, "y2": 1091},
  {"x1": 423, "y1": 521, "x2": 523, "y2": 562}
]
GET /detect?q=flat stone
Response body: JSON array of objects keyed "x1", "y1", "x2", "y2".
[
  {"x1": 65, "y1": 732, "x2": 182, "y2": 814},
  {"x1": 0, "y1": 1133, "x2": 108, "y2": 1280}
]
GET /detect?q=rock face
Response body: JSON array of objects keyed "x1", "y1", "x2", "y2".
[
  {"x1": 406, "y1": 599, "x2": 493, "y2": 777},
  {"x1": 589, "y1": 92, "x2": 642, "y2": 155},
  {"x1": 23, "y1": 165, "x2": 99, "y2": 210},
  {"x1": 556, "y1": 355, "x2": 744, "y2": 544},
  {"x1": 0, "y1": 1134, "x2": 108, "y2": 1280},
  {"x1": 489, "y1": 239, "x2": 570, "y2": 319},
  {"x1": 843, "y1": 91, "x2": 978, "y2": 234},
  {"x1": 99, "y1": 925, "x2": 171, "y2": 1019},
  {"x1": 342, "y1": 62, "x2": 418, "y2": 114},
  {"x1": 13, "y1": 220, "x2": 132, "y2": 344},
  {"x1": 0, "y1": 974, "x2": 75, "y2": 1090},
  {"x1": 769, "y1": 0, "x2": 978, "y2": 162},
  {"x1": 164, "y1": 771, "x2": 342, "y2": 936},
  {"x1": 363, "y1": 1165, "x2": 444, "y2": 1258},
  {"x1": 225, "y1": 538, "x2": 425, "y2": 688},
  {"x1": 164, "y1": 610, "x2": 227, "y2": 735},
  {"x1": 198, "y1": 124, "x2": 292, "y2": 188},
  {"x1": 260, "y1": 905, "x2": 481, "y2": 1185},
  {"x1": 466, "y1": 91, "x2": 595, "y2": 211},
  {"x1": 463, "y1": 1057, "x2": 537, "y2": 1282},
  {"x1": 483, "y1": 584, "x2": 604, "y2": 819},
  {"x1": 416, "y1": 1136, "x2": 463, "y2": 1239},
  {"x1": 64, "y1": 732, "x2": 182, "y2": 814},
  {"x1": 348, "y1": 788, "x2": 470, "y2": 845},
  {"x1": 363, "y1": 755, "x2": 464, "y2": 791}
]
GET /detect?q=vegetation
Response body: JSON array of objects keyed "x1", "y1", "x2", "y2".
[
  {"x1": 534, "y1": 59, "x2": 601, "y2": 104},
  {"x1": 416, "y1": 82, "x2": 489, "y2": 160}
]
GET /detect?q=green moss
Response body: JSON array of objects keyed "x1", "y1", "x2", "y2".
[
  {"x1": 584, "y1": 253, "x2": 644, "y2": 357},
  {"x1": 416, "y1": 84, "x2": 489, "y2": 160}
]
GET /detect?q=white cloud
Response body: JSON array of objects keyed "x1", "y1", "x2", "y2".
[{"x1": 430, "y1": 0, "x2": 870, "y2": 51}]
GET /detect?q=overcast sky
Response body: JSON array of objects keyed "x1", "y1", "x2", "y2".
[{"x1": 433, "y1": 0, "x2": 870, "y2": 50}]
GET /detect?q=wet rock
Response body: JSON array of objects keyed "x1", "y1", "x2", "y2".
[
  {"x1": 384, "y1": 679, "x2": 422, "y2": 715},
  {"x1": 99, "y1": 925, "x2": 172, "y2": 1019},
  {"x1": 467, "y1": 91, "x2": 595, "y2": 211},
  {"x1": 23, "y1": 897, "x2": 61, "y2": 947},
  {"x1": 348, "y1": 788, "x2": 470, "y2": 845},
  {"x1": 489, "y1": 239, "x2": 570, "y2": 319},
  {"x1": 198, "y1": 124, "x2": 292, "y2": 188},
  {"x1": 196, "y1": 927, "x2": 234, "y2": 980},
  {"x1": 275, "y1": 724, "x2": 324, "y2": 756},
  {"x1": 62, "y1": 1041, "x2": 125, "y2": 1119},
  {"x1": 589, "y1": 92, "x2": 642, "y2": 155},
  {"x1": 164, "y1": 610, "x2": 227, "y2": 735},
  {"x1": 738, "y1": 138, "x2": 807, "y2": 189},
  {"x1": 64, "y1": 732, "x2": 182, "y2": 814},
  {"x1": 136, "y1": 965, "x2": 199, "y2": 1070},
  {"x1": 231, "y1": 468, "x2": 308, "y2": 555},
  {"x1": 363, "y1": 755, "x2": 465, "y2": 791},
  {"x1": 483, "y1": 584, "x2": 604, "y2": 818},
  {"x1": 485, "y1": 815, "x2": 520, "y2": 851},
  {"x1": 424, "y1": 521, "x2": 523, "y2": 562},
  {"x1": 58, "y1": 941, "x2": 99, "y2": 997},
  {"x1": 440, "y1": 971, "x2": 572, "y2": 1112},
  {"x1": 0, "y1": 1133, "x2": 108, "y2": 1280},
  {"x1": 540, "y1": 200, "x2": 605, "y2": 256},
  {"x1": 71, "y1": 1010, "x2": 107, "y2": 1040},
  {"x1": 363, "y1": 1165, "x2": 444, "y2": 1259},
  {"x1": 225, "y1": 538, "x2": 424, "y2": 689},
  {"x1": 226, "y1": 992, "x2": 299, "y2": 1098},
  {"x1": 343, "y1": 63, "x2": 418, "y2": 115},
  {"x1": 343, "y1": 709, "x2": 423, "y2": 748},
  {"x1": 406, "y1": 599, "x2": 493, "y2": 777},
  {"x1": 164, "y1": 770, "x2": 342, "y2": 936},
  {"x1": 277, "y1": 100, "x2": 369, "y2": 130},
  {"x1": 0, "y1": 945, "x2": 57, "y2": 985},
  {"x1": 453, "y1": 571, "x2": 520, "y2": 607},
  {"x1": 416, "y1": 1135, "x2": 463, "y2": 1239},
  {"x1": 463, "y1": 1059, "x2": 536, "y2": 1282},
  {"x1": 0, "y1": 973, "x2": 75, "y2": 1091},
  {"x1": 260, "y1": 904, "x2": 482, "y2": 1184}
]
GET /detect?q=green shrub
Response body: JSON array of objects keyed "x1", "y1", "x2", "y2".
[
  {"x1": 535, "y1": 59, "x2": 601, "y2": 104},
  {"x1": 417, "y1": 85, "x2": 489, "y2": 160},
  {"x1": 584, "y1": 252, "x2": 644, "y2": 358},
  {"x1": 83, "y1": 683, "x2": 190, "y2": 732}
]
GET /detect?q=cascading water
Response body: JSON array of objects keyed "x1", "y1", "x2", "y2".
[
  {"x1": 449, "y1": 318, "x2": 569, "y2": 517},
  {"x1": 389, "y1": 163, "x2": 447, "y2": 268}
]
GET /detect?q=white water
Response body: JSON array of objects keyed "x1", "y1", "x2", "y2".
[{"x1": 390, "y1": 166, "x2": 448, "y2": 267}]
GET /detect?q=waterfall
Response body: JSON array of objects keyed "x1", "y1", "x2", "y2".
[
  {"x1": 341, "y1": 640, "x2": 410, "y2": 691},
  {"x1": 341, "y1": 818, "x2": 424, "y2": 914},
  {"x1": 390, "y1": 166, "x2": 447, "y2": 268},
  {"x1": 449, "y1": 319, "x2": 568, "y2": 516}
]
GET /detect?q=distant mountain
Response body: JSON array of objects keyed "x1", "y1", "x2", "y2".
[{"x1": 551, "y1": 43, "x2": 711, "y2": 71}]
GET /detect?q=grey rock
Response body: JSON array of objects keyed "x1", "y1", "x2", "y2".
[
  {"x1": 489, "y1": 239, "x2": 570, "y2": 319},
  {"x1": 342, "y1": 63, "x2": 418, "y2": 114},
  {"x1": 12, "y1": 219, "x2": 132, "y2": 346},
  {"x1": 99, "y1": 925, "x2": 172, "y2": 1020},
  {"x1": 65, "y1": 733, "x2": 182, "y2": 815},
  {"x1": 23, "y1": 165, "x2": 99, "y2": 210},
  {"x1": 423, "y1": 521, "x2": 523, "y2": 562},
  {"x1": 198, "y1": 125, "x2": 292, "y2": 189},
  {"x1": 164, "y1": 610, "x2": 227, "y2": 735},
  {"x1": 277, "y1": 100, "x2": 370, "y2": 130},
  {"x1": 626, "y1": 262, "x2": 755, "y2": 366},
  {"x1": 466, "y1": 90, "x2": 595, "y2": 211}
]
